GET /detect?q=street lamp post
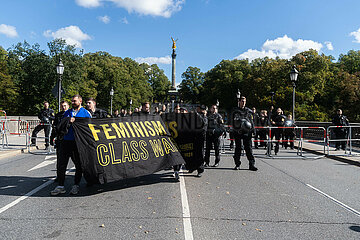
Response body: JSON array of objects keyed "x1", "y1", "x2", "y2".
[
  {"x1": 56, "y1": 58, "x2": 64, "y2": 112},
  {"x1": 110, "y1": 87, "x2": 114, "y2": 115},
  {"x1": 290, "y1": 65, "x2": 299, "y2": 121},
  {"x1": 236, "y1": 89, "x2": 241, "y2": 99},
  {"x1": 129, "y1": 99, "x2": 133, "y2": 112}
]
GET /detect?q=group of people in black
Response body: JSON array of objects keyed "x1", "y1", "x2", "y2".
[{"x1": 30, "y1": 95, "x2": 350, "y2": 195}]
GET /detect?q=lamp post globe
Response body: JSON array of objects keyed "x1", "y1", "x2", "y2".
[{"x1": 56, "y1": 58, "x2": 64, "y2": 112}]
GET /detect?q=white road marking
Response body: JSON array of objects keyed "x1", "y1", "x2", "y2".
[
  {"x1": 179, "y1": 169, "x2": 194, "y2": 240},
  {"x1": 306, "y1": 184, "x2": 360, "y2": 217},
  {"x1": 0, "y1": 167, "x2": 75, "y2": 214},
  {"x1": 0, "y1": 185, "x2": 16, "y2": 190},
  {"x1": 45, "y1": 155, "x2": 56, "y2": 160},
  {"x1": 27, "y1": 159, "x2": 56, "y2": 172}
]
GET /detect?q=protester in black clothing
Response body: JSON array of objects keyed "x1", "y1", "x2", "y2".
[
  {"x1": 194, "y1": 105, "x2": 208, "y2": 177},
  {"x1": 153, "y1": 106, "x2": 161, "y2": 115},
  {"x1": 50, "y1": 101, "x2": 69, "y2": 149},
  {"x1": 204, "y1": 105, "x2": 224, "y2": 167},
  {"x1": 86, "y1": 97, "x2": 108, "y2": 118},
  {"x1": 271, "y1": 108, "x2": 286, "y2": 155},
  {"x1": 112, "y1": 109, "x2": 121, "y2": 118},
  {"x1": 31, "y1": 101, "x2": 55, "y2": 149},
  {"x1": 232, "y1": 96, "x2": 257, "y2": 171},
  {"x1": 332, "y1": 109, "x2": 350, "y2": 150},
  {"x1": 284, "y1": 114, "x2": 296, "y2": 149}
]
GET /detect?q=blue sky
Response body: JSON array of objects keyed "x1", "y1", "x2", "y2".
[{"x1": 1, "y1": 0, "x2": 360, "y2": 86}]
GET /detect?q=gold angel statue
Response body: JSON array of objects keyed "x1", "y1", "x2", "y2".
[{"x1": 171, "y1": 37, "x2": 178, "y2": 49}]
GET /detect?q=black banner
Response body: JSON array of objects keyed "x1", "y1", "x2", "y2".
[
  {"x1": 72, "y1": 115, "x2": 185, "y2": 184},
  {"x1": 161, "y1": 113, "x2": 206, "y2": 171}
]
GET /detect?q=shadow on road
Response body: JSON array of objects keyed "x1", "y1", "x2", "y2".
[
  {"x1": 349, "y1": 226, "x2": 360, "y2": 233},
  {"x1": 0, "y1": 171, "x2": 178, "y2": 198}
]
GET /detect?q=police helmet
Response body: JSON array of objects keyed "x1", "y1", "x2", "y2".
[
  {"x1": 241, "y1": 119, "x2": 252, "y2": 132},
  {"x1": 284, "y1": 120, "x2": 294, "y2": 127}
]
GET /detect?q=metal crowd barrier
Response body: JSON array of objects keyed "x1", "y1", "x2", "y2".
[
  {"x1": 254, "y1": 126, "x2": 327, "y2": 158},
  {"x1": 327, "y1": 126, "x2": 360, "y2": 156},
  {"x1": 0, "y1": 118, "x2": 30, "y2": 149}
]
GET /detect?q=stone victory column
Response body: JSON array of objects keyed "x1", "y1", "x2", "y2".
[{"x1": 168, "y1": 37, "x2": 179, "y2": 110}]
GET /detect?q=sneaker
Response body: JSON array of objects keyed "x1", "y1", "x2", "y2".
[
  {"x1": 51, "y1": 186, "x2": 66, "y2": 196},
  {"x1": 70, "y1": 185, "x2": 80, "y2": 195},
  {"x1": 233, "y1": 166, "x2": 240, "y2": 170},
  {"x1": 196, "y1": 172, "x2": 202, "y2": 177},
  {"x1": 212, "y1": 163, "x2": 219, "y2": 167},
  {"x1": 204, "y1": 163, "x2": 210, "y2": 167},
  {"x1": 174, "y1": 171, "x2": 180, "y2": 182}
]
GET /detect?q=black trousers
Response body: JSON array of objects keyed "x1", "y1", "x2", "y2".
[
  {"x1": 204, "y1": 133, "x2": 220, "y2": 164},
  {"x1": 284, "y1": 130, "x2": 295, "y2": 149},
  {"x1": 31, "y1": 124, "x2": 51, "y2": 146},
  {"x1": 233, "y1": 133, "x2": 255, "y2": 167},
  {"x1": 57, "y1": 140, "x2": 83, "y2": 186},
  {"x1": 258, "y1": 129, "x2": 268, "y2": 147},
  {"x1": 273, "y1": 129, "x2": 282, "y2": 153},
  {"x1": 334, "y1": 130, "x2": 347, "y2": 149}
]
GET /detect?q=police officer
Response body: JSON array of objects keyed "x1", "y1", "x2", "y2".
[
  {"x1": 271, "y1": 108, "x2": 286, "y2": 155},
  {"x1": 232, "y1": 96, "x2": 257, "y2": 171},
  {"x1": 204, "y1": 104, "x2": 224, "y2": 167},
  {"x1": 332, "y1": 109, "x2": 349, "y2": 150},
  {"x1": 86, "y1": 97, "x2": 108, "y2": 118},
  {"x1": 284, "y1": 114, "x2": 296, "y2": 149},
  {"x1": 31, "y1": 101, "x2": 55, "y2": 149}
]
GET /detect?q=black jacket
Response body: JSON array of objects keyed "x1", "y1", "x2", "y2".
[
  {"x1": 38, "y1": 108, "x2": 55, "y2": 124},
  {"x1": 90, "y1": 108, "x2": 108, "y2": 118}
]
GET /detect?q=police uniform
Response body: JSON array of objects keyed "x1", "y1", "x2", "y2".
[
  {"x1": 332, "y1": 114, "x2": 349, "y2": 150},
  {"x1": 31, "y1": 107, "x2": 55, "y2": 147},
  {"x1": 231, "y1": 106, "x2": 257, "y2": 170},
  {"x1": 252, "y1": 111, "x2": 260, "y2": 148},
  {"x1": 271, "y1": 113, "x2": 286, "y2": 154},
  {"x1": 204, "y1": 112, "x2": 224, "y2": 166}
]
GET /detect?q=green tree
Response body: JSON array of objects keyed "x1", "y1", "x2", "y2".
[
  {"x1": 141, "y1": 63, "x2": 170, "y2": 103},
  {"x1": 178, "y1": 66, "x2": 204, "y2": 103}
]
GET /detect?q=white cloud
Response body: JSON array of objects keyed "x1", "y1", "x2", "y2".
[
  {"x1": 43, "y1": 25, "x2": 91, "y2": 48},
  {"x1": 75, "y1": 0, "x2": 101, "y2": 8},
  {"x1": 325, "y1": 41, "x2": 334, "y2": 51},
  {"x1": 75, "y1": 0, "x2": 185, "y2": 17},
  {"x1": 120, "y1": 17, "x2": 129, "y2": 24},
  {"x1": 98, "y1": 15, "x2": 111, "y2": 24},
  {"x1": 350, "y1": 28, "x2": 360, "y2": 43},
  {"x1": 0, "y1": 24, "x2": 18, "y2": 38},
  {"x1": 235, "y1": 35, "x2": 323, "y2": 61},
  {"x1": 135, "y1": 56, "x2": 172, "y2": 65}
]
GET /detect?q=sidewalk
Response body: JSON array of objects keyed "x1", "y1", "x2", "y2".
[
  {"x1": 300, "y1": 141, "x2": 360, "y2": 166},
  {"x1": 0, "y1": 133, "x2": 51, "y2": 159}
]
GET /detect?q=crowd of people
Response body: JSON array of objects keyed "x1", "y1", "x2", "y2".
[{"x1": 30, "y1": 95, "x2": 350, "y2": 195}]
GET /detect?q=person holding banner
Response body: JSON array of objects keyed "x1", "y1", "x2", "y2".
[
  {"x1": 86, "y1": 97, "x2": 108, "y2": 118},
  {"x1": 231, "y1": 96, "x2": 257, "y2": 171},
  {"x1": 51, "y1": 94, "x2": 92, "y2": 196}
]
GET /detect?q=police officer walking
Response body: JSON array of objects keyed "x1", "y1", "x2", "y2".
[
  {"x1": 332, "y1": 109, "x2": 350, "y2": 150},
  {"x1": 232, "y1": 96, "x2": 257, "y2": 171},
  {"x1": 204, "y1": 104, "x2": 224, "y2": 167},
  {"x1": 31, "y1": 101, "x2": 55, "y2": 149}
]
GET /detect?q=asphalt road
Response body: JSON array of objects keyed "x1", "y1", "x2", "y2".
[{"x1": 0, "y1": 146, "x2": 359, "y2": 239}]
